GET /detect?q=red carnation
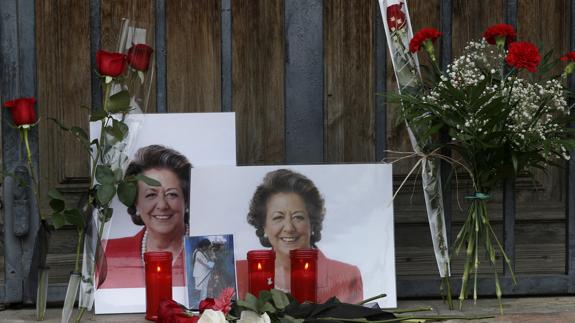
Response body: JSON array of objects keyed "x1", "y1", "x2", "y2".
[
  {"x1": 483, "y1": 23, "x2": 516, "y2": 46},
  {"x1": 505, "y1": 41, "x2": 541, "y2": 73},
  {"x1": 4, "y1": 97, "x2": 37, "y2": 127},
  {"x1": 409, "y1": 27, "x2": 442, "y2": 53},
  {"x1": 387, "y1": 3, "x2": 406, "y2": 31},
  {"x1": 561, "y1": 51, "x2": 575, "y2": 62}
]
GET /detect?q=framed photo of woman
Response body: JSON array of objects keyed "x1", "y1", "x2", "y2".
[
  {"x1": 188, "y1": 164, "x2": 396, "y2": 308},
  {"x1": 92, "y1": 113, "x2": 236, "y2": 314}
]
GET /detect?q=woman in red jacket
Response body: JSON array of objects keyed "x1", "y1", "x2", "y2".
[
  {"x1": 236, "y1": 169, "x2": 363, "y2": 303},
  {"x1": 99, "y1": 145, "x2": 191, "y2": 289}
]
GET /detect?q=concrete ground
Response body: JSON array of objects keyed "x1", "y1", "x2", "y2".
[{"x1": 0, "y1": 296, "x2": 574, "y2": 322}]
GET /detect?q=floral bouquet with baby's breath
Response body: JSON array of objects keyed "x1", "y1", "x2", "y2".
[{"x1": 390, "y1": 23, "x2": 575, "y2": 311}]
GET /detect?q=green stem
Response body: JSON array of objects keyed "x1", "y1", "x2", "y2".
[
  {"x1": 102, "y1": 82, "x2": 112, "y2": 112},
  {"x1": 75, "y1": 307, "x2": 87, "y2": 323},
  {"x1": 22, "y1": 127, "x2": 45, "y2": 221},
  {"x1": 74, "y1": 227, "x2": 85, "y2": 273},
  {"x1": 389, "y1": 307, "x2": 432, "y2": 314},
  {"x1": 355, "y1": 293, "x2": 387, "y2": 305}
]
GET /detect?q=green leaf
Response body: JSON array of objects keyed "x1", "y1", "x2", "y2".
[
  {"x1": 95, "y1": 165, "x2": 116, "y2": 185},
  {"x1": 135, "y1": 173, "x2": 161, "y2": 186},
  {"x1": 271, "y1": 289, "x2": 290, "y2": 309},
  {"x1": 48, "y1": 188, "x2": 65, "y2": 201},
  {"x1": 63, "y1": 209, "x2": 85, "y2": 228},
  {"x1": 107, "y1": 90, "x2": 131, "y2": 113},
  {"x1": 51, "y1": 212, "x2": 67, "y2": 229},
  {"x1": 237, "y1": 293, "x2": 259, "y2": 312},
  {"x1": 49, "y1": 198, "x2": 65, "y2": 212},
  {"x1": 90, "y1": 109, "x2": 107, "y2": 121},
  {"x1": 112, "y1": 119, "x2": 129, "y2": 140},
  {"x1": 117, "y1": 181, "x2": 137, "y2": 207},
  {"x1": 96, "y1": 184, "x2": 116, "y2": 205},
  {"x1": 259, "y1": 302, "x2": 276, "y2": 313}
]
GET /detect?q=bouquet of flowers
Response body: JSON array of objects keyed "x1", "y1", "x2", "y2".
[
  {"x1": 391, "y1": 23, "x2": 575, "y2": 310},
  {"x1": 157, "y1": 289, "x2": 493, "y2": 323}
]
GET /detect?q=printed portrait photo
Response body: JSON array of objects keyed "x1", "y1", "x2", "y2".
[
  {"x1": 185, "y1": 234, "x2": 237, "y2": 309},
  {"x1": 188, "y1": 164, "x2": 396, "y2": 308},
  {"x1": 92, "y1": 113, "x2": 236, "y2": 314}
]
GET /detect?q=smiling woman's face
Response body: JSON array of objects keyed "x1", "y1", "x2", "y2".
[
  {"x1": 263, "y1": 192, "x2": 311, "y2": 258},
  {"x1": 136, "y1": 167, "x2": 186, "y2": 236}
]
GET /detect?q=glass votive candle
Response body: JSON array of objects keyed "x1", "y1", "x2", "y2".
[
  {"x1": 247, "y1": 250, "x2": 275, "y2": 296},
  {"x1": 290, "y1": 248, "x2": 318, "y2": 303},
  {"x1": 144, "y1": 251, "x2": 173, "y2": 321}
]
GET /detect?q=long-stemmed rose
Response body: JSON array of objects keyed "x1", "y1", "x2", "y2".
[{"x1": 3, "y1": 97, "x2": 50, "y2": 320}]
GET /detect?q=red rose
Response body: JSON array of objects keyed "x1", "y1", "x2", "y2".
[
  {"x1": 4, "y1": 97, "x2": 37, "y2": 126},
  {"x1": 505, "y1": 41, "x2": 541, "y2": 72},
  {"x1": 483, "y1": 23, "x2": 516, "y2": 46},
  {"x1": 387, "y1": 3, "x2": 406, "y2": 31},
  {"x1": 561, "y1": 51, "x2": 575, "y2": 62},
  {"x1": 96, "y1": 50, "x2": 127, "y2": 77},
  {"x1": 199, "y1": 298, "x2": 216, "y2": 314},
  {"x1": 157, "y1": 299, "x2": 185, "y2": 323},
  {"x1": 409, "y1": 27, "x2": 442, "y2": 53},
  {"x1": 127, "y1": 44, "x2": 154, "y2": 71}
]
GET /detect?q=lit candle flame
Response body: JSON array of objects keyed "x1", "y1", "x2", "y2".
[
  {"x1": 257, "y1": 262, "x2": 262, "y2": 270},
  {"x1": 304, "y1": 262, "x2": 309, "y2": 270},
  {"x1": 157, "y1": 265, "x2": 161, "y2": 273}
]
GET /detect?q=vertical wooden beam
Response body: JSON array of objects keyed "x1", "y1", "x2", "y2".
[
  {"x1": 284, "y1": 0, "x2": 324, "y2": 164},
  {"x1": 1, "y1": 0, "x2": 24, "y2": 303},
  {"x1": 503, "y1": 0, "x2": 518, "y2": 276},
  {"x1": 221, "y1": 0, "x2": 233, "y2": 113},
  {"x1": 90, "y1": 0, "x2": 102, "y2": 111},
  {"x1": 568, "y1": 0, "x2": 575, "y2": 293},
  {"x1": 155, "y1": 0, "x2": 167, "y2": 113},
  {"x1": 233, "y1": 0, "x2": 285, "y2": 165},
  {"x1": 374, "y1": 0, "x2": 387, "y2": 161},
  {"x1": 324, "y1": 0, "x2": 375, "y2": 163},
  {"x1": 166, "y1": 0, "x2": 221, "y2": 113},
  {"x1": 440, "y1": 0, "x2": 453, "y2": 243}
]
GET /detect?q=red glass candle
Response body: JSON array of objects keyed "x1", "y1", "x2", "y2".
[
  {"x1": 144, "y1": 251, "x2": 173, "y2": 321},
  {"x1": 247, "y1": 250, "x2": 275, "y2": 296},
  {"x1": 290, "y1": 248, "x2": 318, "y2": 303}
]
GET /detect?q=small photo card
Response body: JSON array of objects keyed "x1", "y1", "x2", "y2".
[{"x1": 185, "y1": 234, "x2": 237, "y2": 309}]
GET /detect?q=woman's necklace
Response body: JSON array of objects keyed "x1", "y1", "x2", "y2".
[{"x1": 141, "y1": 227, "x2": 189, "y2": 266}]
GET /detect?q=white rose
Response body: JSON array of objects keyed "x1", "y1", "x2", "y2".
[
  {"x1": 237, "y1": 310, "x2": 271, "y2": 323},
  {"x1": 198, "y1": 309, "x2": 228, "y2": 323}
]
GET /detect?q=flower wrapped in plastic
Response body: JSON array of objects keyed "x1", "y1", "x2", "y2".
[{"x1": 390, "y1": 21, "x2": 575, "y2": 311}]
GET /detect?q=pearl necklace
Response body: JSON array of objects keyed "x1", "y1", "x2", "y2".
[{"x1": 141, "y1": 227, "x2": 189, "y2": 266}]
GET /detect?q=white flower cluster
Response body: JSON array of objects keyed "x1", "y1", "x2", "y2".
[{"x1": 420, "y1": 39, "x2": 570, "y2": 161}]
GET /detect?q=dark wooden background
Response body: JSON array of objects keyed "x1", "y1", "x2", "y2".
[{"x1": 1, "y1": 0, "x2": 572, "y2": 300}]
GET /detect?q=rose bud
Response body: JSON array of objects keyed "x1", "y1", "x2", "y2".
[
  {"x1": 4, "y1": 97, "x2": 37, "y2": 127},
  {"x1": 96, "y1": 50, "x2": 127, "y2": 77}
]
